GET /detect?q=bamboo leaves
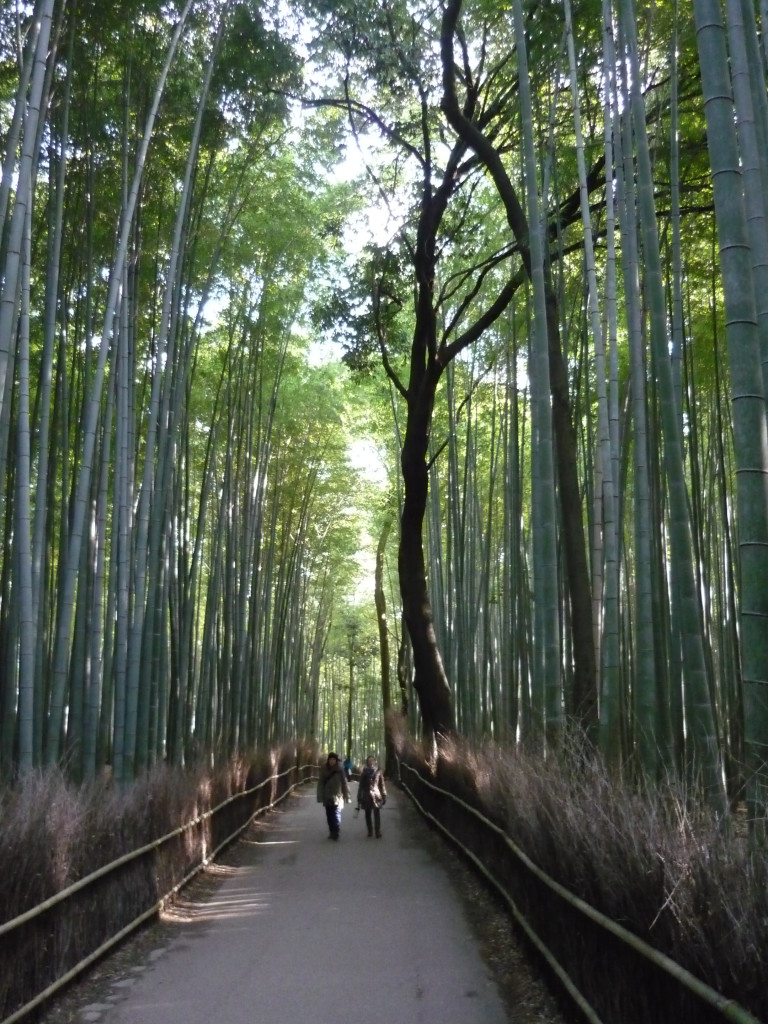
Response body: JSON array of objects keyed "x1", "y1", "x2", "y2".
[
  {"x1": 0, "y1": 0, "x2": 767, "y2": 844},
  {"x1": 0, "y1": 1, "x2": 361, "y2": 781}
]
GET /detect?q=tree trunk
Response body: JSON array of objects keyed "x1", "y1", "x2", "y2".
[
  {"x1": 399, "y1": 359, "x2": 455, "y2": 738},
  {"x1": 346, "y1": 646, "x2": 354, "y2": 762},
  {"x1": 375, "y1": 512, "x2": 398, "y2": 774},
  {"x1": 441, "y1": 0, "x2": 597, "y2": 737}
]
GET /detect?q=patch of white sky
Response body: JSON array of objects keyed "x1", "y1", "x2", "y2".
[
  {"x1": 304, "y1": 128, "x2": 404, "y2": 370},
  {"x1": 199, "y1": 3, "x2": 393, "y2": 601},
  {"x1": 277, "y1": 0, "x2": 418, "y2": 257},
  {"x1": 266, "y1": 2, "x2": 403, "y2": 509}
]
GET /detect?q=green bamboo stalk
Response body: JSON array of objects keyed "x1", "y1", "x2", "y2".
[
  {"x1": 16, "y1": 183, "x2": 34, "y2": 772},
  {"x1": 512, "y1": 0, "x2": 562, "y2": 746},
  {"x1": 621, "y1": 0, "x2": 724, "y2": 808},
  {"x1": 693, "y1": 0, "x2": 768, "y2": 836},
  {"x1": 611, "y1": 3, "x2": 663, "y2": 776},
  {"x1": 46, "y1": 0, "x2": 196, "y2": 765}
]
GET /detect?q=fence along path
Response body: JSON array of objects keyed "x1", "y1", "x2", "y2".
[{"x1": 58, "y1": 785, "x2": 511, "y2": 1024}]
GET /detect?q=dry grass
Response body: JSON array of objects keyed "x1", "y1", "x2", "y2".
[
  {"x1": 0, "y1": 739, "x2": 317, "y2": 1021},
  {"x1": 394, "y1": 727, "x2": 767, "y2": 1023}
]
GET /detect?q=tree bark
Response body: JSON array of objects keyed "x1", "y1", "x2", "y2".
[
  {"x1": 375, "y1": 512, "x2": 399, "y2": 775},
  {"x1": 441, "y1": 0, "x2": 597, "y2": 734},
  {"x1": 399, "y1": 353, "x2": 455, "y2": 739}
]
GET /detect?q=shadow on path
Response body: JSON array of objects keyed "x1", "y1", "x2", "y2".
[{"x1": 37, "y1": 784, "x2": 569, "y2": 1024}]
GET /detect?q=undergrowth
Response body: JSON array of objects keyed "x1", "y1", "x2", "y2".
[
  {"x1": 394, "y1": 724, "x2": 767, "y2": 1023},
  {"x1": 0, "y1": 739, "x2": 317, "y2": 1020}
]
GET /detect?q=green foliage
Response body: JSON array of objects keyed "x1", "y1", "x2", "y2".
[
  {"x1": 210, "y1": 2, "x2": 300, "y2": 129},
  {"x1": 312, "y1": 242, "x2": 411, "y2": 373},
  {"x1": 0, "y1": 0, "x2": 761, "y2": 821}
]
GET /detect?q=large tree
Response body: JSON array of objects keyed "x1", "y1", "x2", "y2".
[{"x1": 303, "y1": 0, "x2": 606, "y2": 741}]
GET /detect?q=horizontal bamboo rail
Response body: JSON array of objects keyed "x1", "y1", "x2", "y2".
[
  {"x1": 398, "y1": 759, "x2": 762, "y2": 1024},
  {"x1": 0, "y1": 762, "x2": 318, "y2": 1024}
]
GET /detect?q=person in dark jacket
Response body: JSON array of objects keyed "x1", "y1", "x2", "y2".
[
  {"x1": 356, "y1": 755, "x2": 387, "y2": 838},
  {"x1": 317, "y1": 751, "x2": 351, "y2": 840}
]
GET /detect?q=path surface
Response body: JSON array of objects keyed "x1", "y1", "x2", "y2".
[{"x1": 79, "y1": 784, "x2": 511, "y2": 1024}]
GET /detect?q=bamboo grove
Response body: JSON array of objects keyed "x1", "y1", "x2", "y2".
[
  {"x1": 0, "y1": 0, "x2": 369, "y2": 783},
  {"x1": 1, "y1": 0, "x2": 768, "y2": 836},
  {"x1": 303, "y1": 0, "x2": 768, "y2": 832}
]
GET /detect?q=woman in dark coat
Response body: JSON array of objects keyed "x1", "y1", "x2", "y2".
[
  {"x1": 317, "y1": 751, "x2": 351, "y2": 840},
  {"x1": 356, "y1": 755, "x2": 387, "y2": 838}
]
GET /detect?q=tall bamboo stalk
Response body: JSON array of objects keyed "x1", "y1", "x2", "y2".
[{"x1": 693, "y1": 0, "x2": 768, "y2": 835}]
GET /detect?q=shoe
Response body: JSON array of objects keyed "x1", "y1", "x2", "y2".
[
  {"x1": 367, "y1": 831, "x2": 373, "y2": 837},
  {"x1": 332, "y1": 833, "x2": 339, "y2": 841},
  {"x1": 375, "y1": 832, "x2": 382, "y2": 838}
]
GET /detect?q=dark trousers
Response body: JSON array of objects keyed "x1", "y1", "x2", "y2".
[
  {"x1": 325, "y1": 802, "x2": 342, "y2": 838},
  {"x1": 364, "y1": 806, "x2": 381, "y2": 835}
]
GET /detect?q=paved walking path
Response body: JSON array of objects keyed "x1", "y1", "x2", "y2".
[{"x1": 81, "y1": 784, "x2": 510, "y2": 1024}]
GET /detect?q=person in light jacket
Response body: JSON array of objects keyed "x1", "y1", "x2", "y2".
[
  {"x1": 317, "y1": 751, "x2": 351, "y2": 840},
  {"x1": 356, "y1": 755, "x2": 387, "y2": 838}
]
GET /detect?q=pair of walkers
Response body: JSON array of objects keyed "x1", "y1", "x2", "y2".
[{"x1": 317, "y1": 752, "x2": 387, "y2": 840}]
